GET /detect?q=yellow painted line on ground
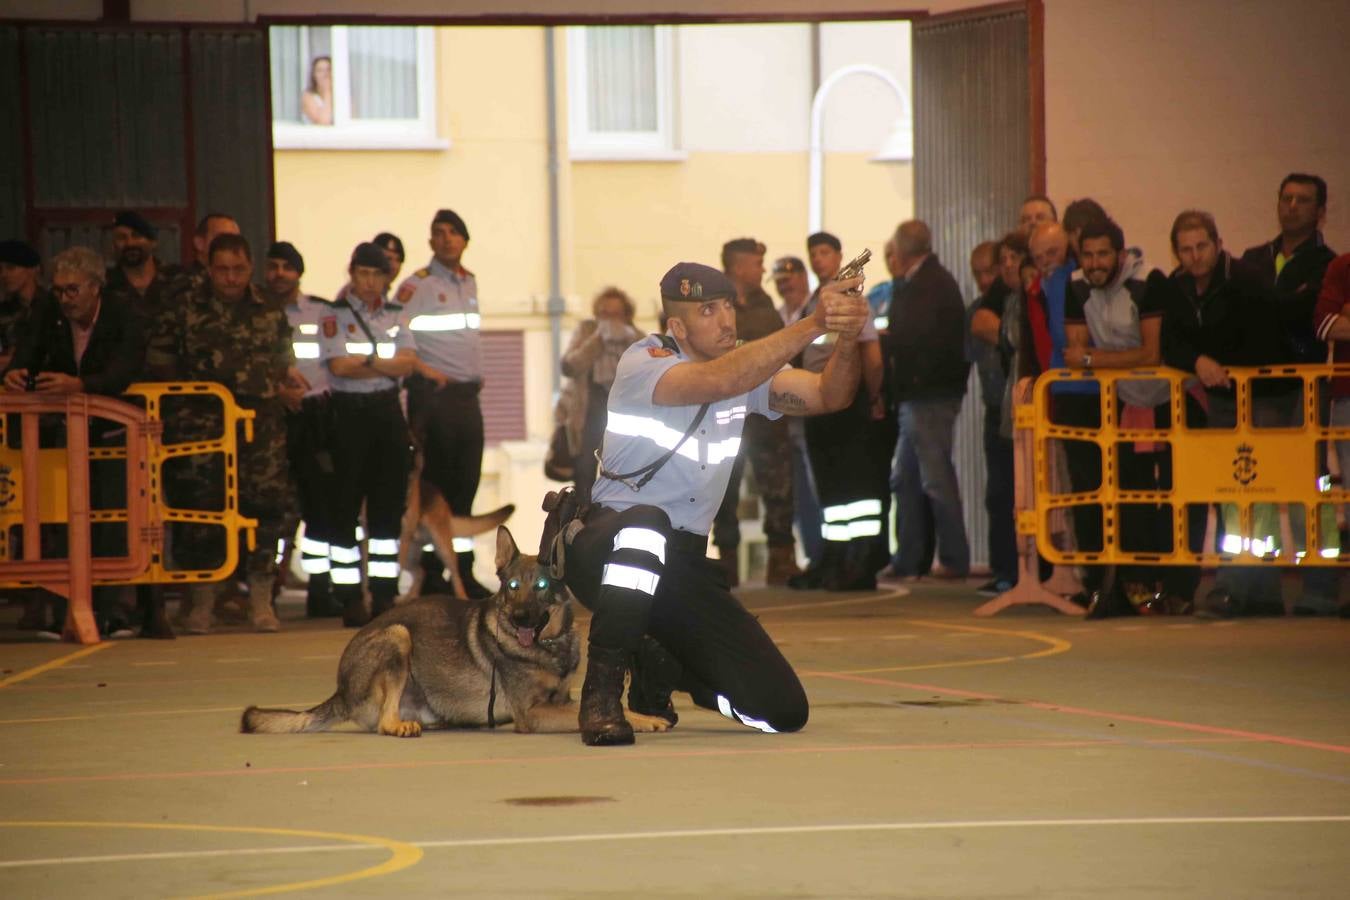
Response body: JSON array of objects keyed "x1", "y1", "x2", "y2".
[
  {"x1": 0, "y1": 703, "x2": 316, "y2": 726},
  {"x1": 0, "y1": 821, "x2": 422, "y2": 899},
  {"x1": 831, "y1": 618, "x2": 1072, "y2": 675},
  {"x1": 0, "y1": 643, "x2": 113, "y2": 689}
]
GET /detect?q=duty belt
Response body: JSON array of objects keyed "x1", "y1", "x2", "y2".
[
  {"x1": 668, "y1": 529, "x2": 708, "y2": 555},
  {"x1": 331, "y1": 387, "x2": 400, "y2": 407}
]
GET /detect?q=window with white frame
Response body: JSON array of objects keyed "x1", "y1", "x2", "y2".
[
  {"x1": 566, "y1": 26, "x2": 681, "y2": 161},
  {"x1": 269, "y1": 25, "x2": 446, "y2": 151}
]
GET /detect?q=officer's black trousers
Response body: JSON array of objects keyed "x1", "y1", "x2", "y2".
[
  {"x1": 408, "y1": 381, "x2": 484, "y2": 516},
  {"x1": 328, "y1": 390, "x2": 409, "y2": 601},
  {"x1": 565, "y1": 504, "x2": 809, "y2": 734},
  {"x1": 287, "y1": 394, "x2": 339, "y2": 579},
  {"x1": 805, "y1": 390, "x2": 889, "y2": 584}
]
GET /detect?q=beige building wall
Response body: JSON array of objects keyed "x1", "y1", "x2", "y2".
[
  {"x1": 1042, "y1": 0, "x2": 1350, "y2": 269},
  {"x1": 570, "y1": 21, "x2": 914, "y2": 317}
]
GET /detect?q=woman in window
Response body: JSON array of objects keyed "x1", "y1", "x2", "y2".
[
  {"x1": 301, "y1": 55, "x2": 333, "y2": 126},
  {"x1": 559, "y1": 287, "x2": 641, "y2": 497}
]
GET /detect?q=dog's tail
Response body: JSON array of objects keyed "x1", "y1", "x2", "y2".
[{"x1": 240, "y1": 695, "x2": 347, "y2": 734}]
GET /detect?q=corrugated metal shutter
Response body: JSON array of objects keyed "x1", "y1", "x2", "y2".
[
  {"x1": 0, "y1": 27, "x2": 22, "y2": 242},
  {"x1": 914, "y1": 9, "x2": 1030, "y2": 571},
  {"x1": 190, "y1": 29, "x2": 273, "y2": 262},
  {"x1": 481, "y1": 330, "x2": 527, "y2": 445},
  {"x1": 25, "y1": 28, "x2": 187, "y2": 210}
]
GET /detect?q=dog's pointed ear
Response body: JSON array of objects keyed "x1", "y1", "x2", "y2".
[{"x1": 494, "y1": 525, "x2": 519, "y2": 572}]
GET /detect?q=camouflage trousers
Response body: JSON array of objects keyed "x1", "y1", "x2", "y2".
[
  {"x1": 162, "y1": 402, "x2": 296, "y2": 579},
  {"x1": 713, "y1": 412, "x2": 795, "y2": 549}
]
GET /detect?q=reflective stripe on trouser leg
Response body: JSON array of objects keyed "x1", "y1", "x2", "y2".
[
  {"x1": 367, "y1": 537, "x2": 400, "y2": 597},
  {"x1": 329, "y1": 543, "x2": 362, "y2": 586},
  {"x1": 821, "y1": 499, "x2": 884, "y2": 543},
  {"x1": 716, "y1": 694, "x2": 779, "y2": 733},
  {"x1": 300, "y1": 535, "x2": 331, "y2": 574}
]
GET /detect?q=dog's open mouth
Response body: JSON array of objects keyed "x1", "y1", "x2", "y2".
[{"x1": 515, "y1": 626, "x2": 537, "y2": 647}]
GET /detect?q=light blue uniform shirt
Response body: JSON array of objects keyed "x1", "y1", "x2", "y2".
[
  {"x1": 284, "y1": 293, "x2": 331, "y2": 396},
  {"x1": 591, "y1": 335, "x2": 781, "y2": 536},
  {"x1": 397, "y1": 258, "x2": 482, "y2": 383},
  {"x1": 317, "y1": 296, "x2": 414, "y2": 394}
]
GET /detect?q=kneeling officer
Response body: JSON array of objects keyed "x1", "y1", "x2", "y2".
[{"x1": 566, "y1": 261, "x2": 870, "y2": 745}]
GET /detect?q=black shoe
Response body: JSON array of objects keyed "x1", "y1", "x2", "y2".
[
  {"x1": 1195, "y1": 589, "x2": 1234, "y2": 620},
  {"x1": 976, "y1": 578, "x2": 1014, "y2": 597},
  {"x1": 305, "y1": 574, "x2": 342, "y2": 618},
  {"x1": 629, "y1": 636, "x2": 680, "y2": 728},
  {"x1": 787, "y1": 567, "x2": 824, "y2": 590},
  {"x1": 339, "y1": 591, "x2": 369, "y2": 628},
  {"x1": 580, "y1": 644, "x2": 636, "y2": 746}
]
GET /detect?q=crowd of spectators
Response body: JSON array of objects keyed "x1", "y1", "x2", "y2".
[{"x1": 1, "y1": 168, "x2": 1346, "y2": 639}]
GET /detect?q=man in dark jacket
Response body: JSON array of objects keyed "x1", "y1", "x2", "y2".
[
  {"x1": 1239, "y1": 174, "x2": 1339, "y2": 612},
  {"x1": 3, "y1": 245, "x2": 152, "y2": 637},
  {"x1": 1164, "y1": 210, "x2": 1317, "y2": 616},
  {"x1": 885, "y1": 219, "x2": 971, "y2": 578}
]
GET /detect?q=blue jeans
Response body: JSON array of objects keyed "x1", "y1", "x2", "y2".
[
  {"x1": 788, "y1": 419, "x2": 824, "y2": 567},
  {"x1": 890, "y1": 396, "x2": 970, "y2": 575}
]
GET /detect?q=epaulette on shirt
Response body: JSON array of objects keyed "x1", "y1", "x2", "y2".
[{"x1": 413, "y1": 267, "x2": 430, "y2": 278}]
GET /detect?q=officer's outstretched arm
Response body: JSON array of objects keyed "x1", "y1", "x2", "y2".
[
  {"x1": 768, "y1": 334, "x2": 862, "y2": 416},
  {"x1": 652, "y1": 276, "x2": 864, "y2": 406}
]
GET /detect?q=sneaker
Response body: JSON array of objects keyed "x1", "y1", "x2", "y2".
[{"x1": 976, "y1": 579, "x2": 1014, "y2": 596}]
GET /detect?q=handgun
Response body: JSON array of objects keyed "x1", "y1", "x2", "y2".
[{"x1": 835, "y1": 248, "x2": 871, "y2": 294}]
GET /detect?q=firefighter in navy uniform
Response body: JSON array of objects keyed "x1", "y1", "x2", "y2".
[
  {"x1": 396, "y1": 208, "x2": 491, "y2": 598},
  {"x1": 318, "y1": 243, "x2": 417, "y2": 626},
  {"x1": 564, "y1": 262, "x2": 870, "y2": 747}
]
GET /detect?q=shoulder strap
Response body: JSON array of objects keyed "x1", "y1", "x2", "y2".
[
  {"x1": 595, "y1": 401, "x2": 711, "y2": 492},
  {"x1": 345, "y1": 300, "x2": 381, "y2": 347}
]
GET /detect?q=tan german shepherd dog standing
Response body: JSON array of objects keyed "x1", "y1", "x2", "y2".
[{"x1": 241, "y1": 526, "x2": 671, "y2": 737}]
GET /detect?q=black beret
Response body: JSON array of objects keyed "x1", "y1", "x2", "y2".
[
  {"x1": 772, "y1": 256, "x2": 806, "y2": 276},
  {"x1": 372, "y1": 231, "x2": 405, "y2": 260},
  {"x1": 349, "y1": 241, "x2": 391, "y2": 274},
  {"x1": 807, "y1": 231, "x2": 841, "y2": 252},
  {"x1": 431, "y1": 209, "x2": 469, "y2": 241},
  {"x1": 267, "y1": 241, "x2": 304, "y2": 275},
  {"x1": 113, "y1": 210, "x2": 157, "y2": 240},
  {"x1": 0, "y1": 239, "x2": 40, "y2": 268},
  {"x1": 659, "y1": 262, "x2": 736, "y2": 302}
]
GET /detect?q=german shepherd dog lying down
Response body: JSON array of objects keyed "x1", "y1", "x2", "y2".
[{"x1": 241, "y1": 526, "x2": 672, "y2": 737}]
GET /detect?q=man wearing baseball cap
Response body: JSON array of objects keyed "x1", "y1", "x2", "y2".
[{"x1": 562, "y1": 260, "x2": 870, "y2": 746}]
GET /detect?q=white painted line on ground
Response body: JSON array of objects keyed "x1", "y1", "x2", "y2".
[
  {"x1": 3, "y1": 815, "x2": 1347, "y2": 868},
  {"x1": 810, "y1": 637, "x2": 845, "y2": 643},
  {"x1": 881, "y1": 634, "x2": 917, "y2": 640},
  {"x1": 300, "y1": 655, "x2": 338, "y2": 661},
  {"x1": 214, "y1": 658, "x2": 263, "y2": 664}
]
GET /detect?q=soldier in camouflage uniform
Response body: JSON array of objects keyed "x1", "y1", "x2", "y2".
[
  {"x1": 145, "y1": 232, "x2": 302, "y2": 634},
  {"x1": 160, "y1": 212, "x2": 240, "y2": 312},
  {"x1": 712, "y1": 238, "x2": 801, "y2": 587},
  {"x1": 102, "y1": 211, "x2": 183, "y2": 322}
]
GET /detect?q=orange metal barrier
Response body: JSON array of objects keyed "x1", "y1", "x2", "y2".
[{"x1": 0, "y1": 383, "x2": 257, "y2": 643}]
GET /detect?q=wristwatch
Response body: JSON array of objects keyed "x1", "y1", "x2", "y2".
[
  {"x1": 1082, "y1": 352, "x2": 1093, "y2": 369},
  {"x1": 366, "y1": 353, "x2": 377, "y2": 367}
]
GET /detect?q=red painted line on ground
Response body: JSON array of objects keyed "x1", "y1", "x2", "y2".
[
  {"x1": 0, "y1": 736, "x2": 1257, "y2": 787},
  {"x1": 807, "y1": 671, "x2": 1350, "y2": 756}
]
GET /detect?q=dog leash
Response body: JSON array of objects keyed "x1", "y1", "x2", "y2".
[{"x1": 487, "y1": 660, "x2": 498, "y2": 729}]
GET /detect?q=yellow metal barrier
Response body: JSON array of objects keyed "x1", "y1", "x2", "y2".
[
  {"x1": 1026, "y1": 364, "x2": 1348, "y2": 567},
  {"x1": 0, "y1": 382, "x2": 258, "y2": 588}
]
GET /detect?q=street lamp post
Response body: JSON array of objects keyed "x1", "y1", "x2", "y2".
[{"x1": 808, "y1": 63, "x2": 913, "y2": 238}]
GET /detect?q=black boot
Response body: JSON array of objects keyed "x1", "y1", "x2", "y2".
[
  {"x1": 305, "y1": 573, "x2": 341, "y2": 618},
  {"x1": 629, "y1": 636, "x2": 680, "y2": 728},
  {"x1": 419, "y1": 550, "x2": 454, "y2": 595},
  {"x1": 338, "y1": 587, "x2": 369, "y2": 628},
  {"x1": 138, "y1": 586, "x2": 175, "y2": 639},
  {"x1": 456, "y1": 551, "x2": 493, "y2": 600},
  {"x1": 579, "y1": 644, "x2": 635, "y2": 746}
]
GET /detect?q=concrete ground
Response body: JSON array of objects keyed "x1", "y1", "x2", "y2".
[{"x1": 1, "y1": 582, "x2": 1347, "y2": 899}]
